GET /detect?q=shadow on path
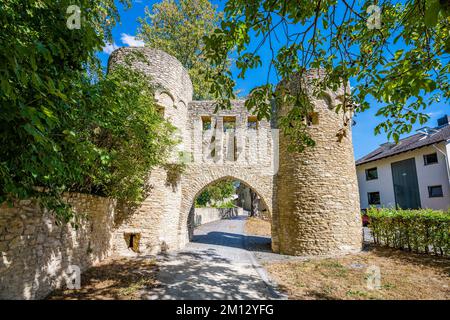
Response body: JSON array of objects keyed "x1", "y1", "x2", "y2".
[
  {"x1": 143, "y1": 249, "x2": 273, "y2": 300},
  {"x1": 142, "y1": 216, "x2": 278, "y2": 300},
  {"x1": 192, "y1": 231, "x2": 271, "y2": 251}
]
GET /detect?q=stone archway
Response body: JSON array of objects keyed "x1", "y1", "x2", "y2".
[
  {"x1": 110, "y1": 48, "x2": 362, "y2": 257},
  {"x1": 176, "y1": 164, "x2": 275, "y2": 249},
  {"x1": 184, "y1": 175, "x2": 272, "y2": 241}
]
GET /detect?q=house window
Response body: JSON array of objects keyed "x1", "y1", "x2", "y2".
[
  {"x1": 201, "y1": 116, "x2": 211, "y2": 130},
  {"x1": 247, "y1": 116, "x2": 258, "y2": 129},
  {"x1": 424, "y1": 153, "x2": 438, "y2": 165},
  {"x1": 365, "y1": 167, "x2": 378, "y2": 181},
  {"x1": 428, "y1": 185, "x2": 443, "y2": 198},
  {"x1": 368, "y1": 192, "x2": 381, "y2": 205}
]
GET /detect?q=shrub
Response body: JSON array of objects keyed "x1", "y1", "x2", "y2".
[
  {"x1": 195, "y1": 179, "x2": 236, "y2": 207},
  {"x1": 0, "y1": 1, "x2": 176, "y2": 221},
  {"x1": 366, "y1": 208, "x2": 450, "y2": 256}
]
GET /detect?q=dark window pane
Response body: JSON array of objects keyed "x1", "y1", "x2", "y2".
[
  {"x1": 424, "y1": 153, "x2": 438, "y2": 165},
  {"x1": 368, "y1": 192, "x2": 381, "y2": 205},
  {"x1": 365, "y1": 167, "x2": 378, "y2": 180},
  {"x1": 428, "y1": 185, "x2": 443, "y2": 198}
]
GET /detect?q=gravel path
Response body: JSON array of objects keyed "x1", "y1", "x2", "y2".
[{"x1": 142, "y1": 216, "x2": 284, "y2": 300}]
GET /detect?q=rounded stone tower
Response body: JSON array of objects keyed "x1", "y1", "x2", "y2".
[
  {"x1": 274, "y1": 69, "x2": 362, "y2": 256},
  {"x1": 108, "y1": 47, "x2": 194, "y2": 255},
  {"x1": 108, "y1": 47, "x2": 193, "y2": 152}
]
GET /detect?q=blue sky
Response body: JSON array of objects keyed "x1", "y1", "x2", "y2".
[{"x1": 99, "y1": 0, "x2": 448, "y2": 160}]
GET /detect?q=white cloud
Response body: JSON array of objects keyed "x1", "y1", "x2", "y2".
[
  {"x1": 427, "y1": 111, "x2": 444, "y2": 118},
  {"x1": 102, "y1": 42, "x2": 119, "y2": 55},
  {"x1": 120, "y1": 33, "x2": 145, "y2": 47}
]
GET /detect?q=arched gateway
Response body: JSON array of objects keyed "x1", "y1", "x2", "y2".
[{"x1": 109, "y1": 47, "x2": 362, "y2": 257}]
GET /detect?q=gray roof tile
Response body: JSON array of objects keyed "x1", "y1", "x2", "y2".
[{"x1": 355, "y1": 124, "x2": 450, "y2": 165}]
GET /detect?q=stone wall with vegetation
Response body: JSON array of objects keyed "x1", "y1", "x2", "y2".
[
  {"x1": 111, "y1": 166, "x2": 183, "y2": 256},
  {"x1": 108, "y1": 48, "x2": 277, "y2": 255},
  {"x1": 109, "y1": 47, "x2": 192, "y2": 256},
  {"x1": 107, "y1": 48, "x2": 361, "y2": 257},
  {"x1": 0, "y1": 194, "x2": 116, "y2": 299}
]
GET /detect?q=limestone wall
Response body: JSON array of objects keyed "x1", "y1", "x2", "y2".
[
  {"x1": 187, "y1": 100, "x2": 274, "y2": 167},
  {"x1": 108, "y1": 47, "x2": 191, "y2": 256},
  {"x1": 191, "y1": 207, "x2": 243, "y2": 227},
  {"x1": 112, "y1": 167, "x2": 183, "y2": 256},
  {"x1": 108, "y1": 47, "x2": 193, "y2": 105},
  {"x1": 0, "y1": 194, "x2": 116, "y2": 299},
  {"x1": 107, "y1": 48, "x2": 361, "y2": 258},
  {"x1": 108, "y1": 47, "x2": 193, "y2": 159},
  {"x1": 274, "y1": 70, "x2": 362, "y2": 255}
]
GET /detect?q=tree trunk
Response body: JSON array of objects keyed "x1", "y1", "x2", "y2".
[{"x1": 250, "y1": 190, "x2": 259, "y2": 217}]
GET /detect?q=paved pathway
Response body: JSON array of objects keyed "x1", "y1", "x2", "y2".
[{"x1": 143, "y1": 216, "x2": 283, "y2": 300}]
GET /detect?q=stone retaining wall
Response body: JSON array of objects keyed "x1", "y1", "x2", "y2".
[
  {"x1": 192, "y1": 207, "x2": 243, "y2": 227},
  {"x1": 0, "y1": 194, "x2": 116, "y2": 299}
]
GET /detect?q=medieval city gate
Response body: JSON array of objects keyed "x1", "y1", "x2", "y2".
[{"x1": 109, "y1": 47, "x2": 362, "y2": 257}]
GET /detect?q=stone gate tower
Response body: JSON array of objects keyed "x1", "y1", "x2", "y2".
[
  {"x1": 273, "y1": 70, "x2": 362, "y2": 255},
  {"x1": 108, "y1": 47, "x2": 362, "y2": 256}
]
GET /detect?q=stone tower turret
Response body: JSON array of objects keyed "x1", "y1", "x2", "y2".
[
  {"x1": 108, "y1": 47, "x2": 193, "y2": 154},
  {"x1": 274, "y1": 69, "x2": 362, "y2": 256},
  {"x1": 108, "y1": 47, "x2": 194, "y2": 254}
]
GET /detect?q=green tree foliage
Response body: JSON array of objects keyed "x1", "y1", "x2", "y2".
[
  {"x1": 0, "y1": 0, "x2": 176, "y2": 221},
  {"x1": 195, "y1": 179, "x2": 236, "y2": 207},
  {"x1": 82, "y1": 64, "x2": 176, "y2": 204},
  {"x1": 202, "y1": 0, "x2": 450, "y2": 150},
  {"x1": 137, "y1": 0, "x2": 223, "y2": 99}
]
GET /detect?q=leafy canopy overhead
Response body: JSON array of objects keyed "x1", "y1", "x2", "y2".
[
  {"x1": 202, "y1": 0, "x2": 450, "y2": 148},
  {"x1": 138, "y1": 0, "x2": 223, "y2": 99},
  {"x1": 195, "y1": 179, "x2": 236, "y2": 207},
  {"x1": 0, "y1": 0, "x2": 176, "y2": 220}
]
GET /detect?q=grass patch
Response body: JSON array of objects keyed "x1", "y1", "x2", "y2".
[
  {"x1": 245, "y1": 217, "x2": 271, "y2": 237},
  {"x1": 47, "y1": 257, "x2": 159, "y2": 300},
  {"x1": 266, "y1": 246, "x2": 450, "y2": 300}
]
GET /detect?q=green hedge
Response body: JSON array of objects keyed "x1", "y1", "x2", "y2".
[{"x1": 366, "y1": 208, "x2": 450, "y2": 256}]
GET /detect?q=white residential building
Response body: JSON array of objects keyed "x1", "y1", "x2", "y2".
[{"x1": 356, "y1": 115, "x2": 450, "y2": 211}]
